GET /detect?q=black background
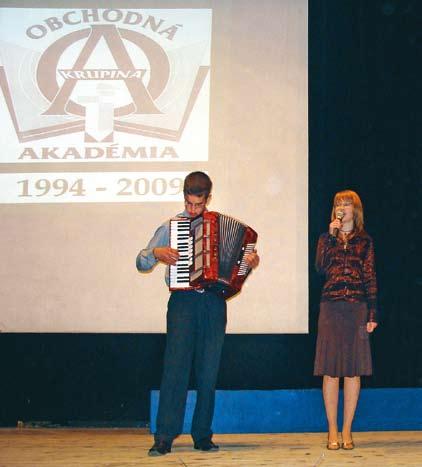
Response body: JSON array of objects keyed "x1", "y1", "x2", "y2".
[{"x1": 1, "y1": 0, "x2": 421, "y2": 426}]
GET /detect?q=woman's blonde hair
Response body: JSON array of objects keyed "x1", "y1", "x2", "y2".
[{"x1": 331, "y1": 189, "x2": 364, "y2": 233}]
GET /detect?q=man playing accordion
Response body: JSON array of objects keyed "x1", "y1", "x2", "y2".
[{"x1": 136, "y1": 171, "x2": 259, "y2": 456}]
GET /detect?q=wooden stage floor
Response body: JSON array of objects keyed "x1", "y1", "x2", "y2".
[{"x1": 0, "y1": 429, "x2": 421, "y2": 466}]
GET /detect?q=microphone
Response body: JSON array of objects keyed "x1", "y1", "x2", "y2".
[{"x1": 332, "y1": 209, "x2": 344, "y2": 237}]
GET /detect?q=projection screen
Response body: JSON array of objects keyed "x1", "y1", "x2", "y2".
[{"x1": 0, "y1": 0, "x2": 308, "y2": 333}]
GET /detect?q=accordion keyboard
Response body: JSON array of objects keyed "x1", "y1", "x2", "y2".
[{"x1": 169, "y1": 218, "x2": 192, "y2": 289}]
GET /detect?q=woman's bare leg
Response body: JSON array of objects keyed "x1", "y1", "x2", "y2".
[
  {"x1": 323, "y1": 375, "x2": 340, "y2": 443},
  {"x1": 342, "y1": 376, "x2": 361, "y2": 443}
]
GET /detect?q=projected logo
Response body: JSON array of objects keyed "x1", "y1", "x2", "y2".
[{"x1": 0, "y1": 9, "x2": 211, "y2": 161}]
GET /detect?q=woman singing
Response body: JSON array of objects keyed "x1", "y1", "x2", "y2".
[{"x1": 314, "y1": 190, "x2": 378, "y2": 450}]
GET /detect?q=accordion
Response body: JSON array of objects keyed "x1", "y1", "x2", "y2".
[{"x1": 169, "y1": 211, "x2": 258, "y2": 299}]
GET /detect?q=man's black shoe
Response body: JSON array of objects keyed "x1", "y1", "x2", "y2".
[
  {"x1": 194, "y1": 439, "x2": 219, "y2": 451},
  {"x1": 148, "y1": 440, "x2": 172, "y2": 456}
]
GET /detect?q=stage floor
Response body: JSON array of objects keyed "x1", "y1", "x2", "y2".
[{"x1": 0, "y1": 429, "x2": 421, "y2": 466}]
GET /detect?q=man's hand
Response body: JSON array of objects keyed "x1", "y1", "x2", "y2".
[
  {"x1": 245, "y1": 250, "x2": 260, "y2": 269},
  {"x1": 153, "y1": 247, "x2": 179, "y2": 266}
]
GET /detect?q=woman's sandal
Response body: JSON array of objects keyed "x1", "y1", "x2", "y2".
[
  {"x1": 342, "y1": 440, "x2": 355, "y2": 450},
  {"x1": 327, "y1": 439, "x2": 341, "y2": 450}
]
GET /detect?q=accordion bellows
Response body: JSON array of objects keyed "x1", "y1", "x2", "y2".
[{"x1": 169, "y1": 211, "x2": 258, "y2": 299}]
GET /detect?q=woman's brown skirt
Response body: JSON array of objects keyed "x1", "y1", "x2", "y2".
[{"x1": 314, "y1": 301, "x2": 373, "y2": 377}]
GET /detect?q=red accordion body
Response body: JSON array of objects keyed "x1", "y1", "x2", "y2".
[{"x1": 169, "y1": 211, "x2": 258, "y2": 299}]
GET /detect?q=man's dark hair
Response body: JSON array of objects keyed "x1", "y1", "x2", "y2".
[{"x1": 183, "y1": 171, "x2": 212, "y2": 198}]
